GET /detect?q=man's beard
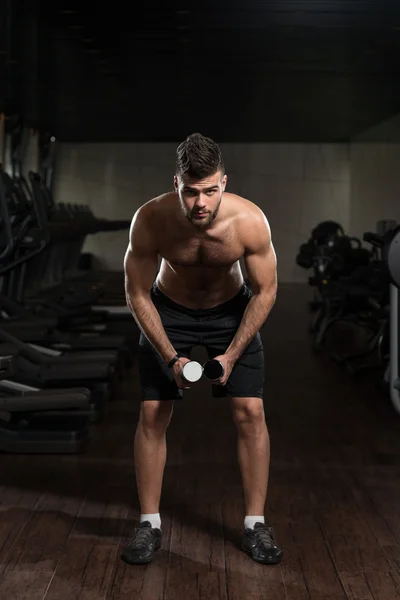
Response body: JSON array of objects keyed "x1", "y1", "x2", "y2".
[{"x1": 182, "y1": 198, "x2": 222, "y2": 230}]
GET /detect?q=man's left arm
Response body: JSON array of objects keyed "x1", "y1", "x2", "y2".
[{"x1": 225, "y1": 212, "x2": 277, "y2": 364}]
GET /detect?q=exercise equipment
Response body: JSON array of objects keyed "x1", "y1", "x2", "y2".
[
  {"x1": 363, "y1": 221, "x2": 400, "y2": 413},
  {"x1": 0, "y1": 353, "x2": 15, "y2": 379},
  {"x1": 296, "y1": 219, "x2": 400, "y2": 416},
  {"x1": 0, "y1": 169, "x2": 134, "y2": 360},
  {"x1": 296, "y1": 222, "x2": 373, "y2": 346},
  {"x1": 0, "y1": 344, "x2": 92, "y2": 453},
  {"x1": 179, "y1": 358, "x2": 225, "y2": 386},
  {"x1": 297, "y1": 226, "x2": 376, "y2": 350},
  {"x1": 181, "y1": 360, "x2": 203, "y2": 383},
  {"x1": 0, "y1": 118, "x2": 136, "y2": 453},
  {"x1": 203, "y1": 359, "x2": 224, "y2": 381},
  {"x1": 0, "y1": 169, "x2": 119, "y2": 421}
]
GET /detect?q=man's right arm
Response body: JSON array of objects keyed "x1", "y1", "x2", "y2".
[{"x1": 124, "y1": 205, "x2": 177, "y2": 365}]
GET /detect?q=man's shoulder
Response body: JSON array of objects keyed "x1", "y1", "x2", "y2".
[
  {"x1": 225, "y1": 193, "x2": 268, "y2": 226},
  {"x1": 225, "y1": 193, "x2": 270, "y2": 250},
  {"x1": 131, "y1": 192, "x2": 177, "y2": 224},
  {"x1": 129, "y1": 192, "x2": 177, "y2": 238},
  {"x1": 139, "y1": 191, "x2": 177, "y2": 214}
]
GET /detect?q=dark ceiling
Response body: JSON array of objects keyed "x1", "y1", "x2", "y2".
[{"x1": 2, "y1": 0, "x2": 400, "y2": 142}]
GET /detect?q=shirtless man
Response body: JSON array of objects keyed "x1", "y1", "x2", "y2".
[{"x1": 122, "y1": 133, "x2": 282, "y2": 566}]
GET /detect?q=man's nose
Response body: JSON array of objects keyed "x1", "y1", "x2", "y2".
[{"x1": 195, "y1": 195, "x2": 207, "y2": 208}]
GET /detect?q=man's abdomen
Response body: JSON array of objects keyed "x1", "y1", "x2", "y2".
[{"x1": 156, "y1": 261, "x2": 244, "y2": 309}]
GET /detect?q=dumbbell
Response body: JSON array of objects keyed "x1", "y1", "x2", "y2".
[
  {"x1": 180, "y1": 358, "x2": 225, "y2": 386},
  {"x1": 203, "y1": 359, "x2": 224, "y2": 381},
  {"x1": 181, "y1": 360, "x2": 203, "y2": 384}
]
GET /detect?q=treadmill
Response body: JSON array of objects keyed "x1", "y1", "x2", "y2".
[
  {"x1": 22, "y1": 171, "x2": 139, "y2": 346},
  {"x1": 1, "y1": 169, "x2": 134, "y2": 350},
  {"x1": 0, "y1": 346, "x2": 92, "y2": 454},
  {"x1": 0, "y1": 168, "x2": 116, "y2": 421},
  {"x1": 0, "y1": 168, "x2": 133, "y2": 372},
  {"x1": 26, "y1": 170, "x2": 136, "y2": 322},
  {"x1": 34, "y1": 165, "x2": 132, "y2": 302}
]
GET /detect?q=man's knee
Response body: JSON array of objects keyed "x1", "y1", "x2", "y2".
[
  {"x1": 230, "y1": 397, "x2": 265, "y2": 429},
  {"x1": 139, "y1": 400, "x2": 174, "y2": 432}
]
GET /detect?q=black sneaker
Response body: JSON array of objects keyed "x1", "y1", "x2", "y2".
[
  {"x1": 242, "y1": 521, "x2": 283, "y2": 565},
  {"x1": 121, "y1": 521, "x2": 162, "y2": 565}
]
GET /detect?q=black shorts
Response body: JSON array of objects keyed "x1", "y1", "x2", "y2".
[{"x1": 138, "y1": 283, "x2": 264, "y2": 401}]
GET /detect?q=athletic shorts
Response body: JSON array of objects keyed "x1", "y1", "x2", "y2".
[{"x1": 138, "y1": 283, "x2": 264, "y2": 401}]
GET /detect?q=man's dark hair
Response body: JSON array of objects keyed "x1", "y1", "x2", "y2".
[{"x1": 176, "y1": 133, "x2": 225, "y2": 179}]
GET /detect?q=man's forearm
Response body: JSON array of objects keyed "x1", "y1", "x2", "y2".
[
  {"x1": 225, "y1": 291, "x2": 276, "y2": 362},
  {"x1": 127, "y1": 294, "x2": 176, "y2": 364}
]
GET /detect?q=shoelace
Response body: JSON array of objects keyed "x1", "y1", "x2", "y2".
[
  {"x1": 253, "y1": 526, "x2": 275, "y2": 548},
  {"x1": 127, "y1": 527, "x2": 154, "y2": 550}
]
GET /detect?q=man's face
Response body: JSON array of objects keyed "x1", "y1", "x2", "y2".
[{"x1": 174, "y1": 170, "x2": 227, "y2": 230}]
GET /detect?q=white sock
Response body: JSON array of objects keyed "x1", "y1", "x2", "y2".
[
  {"x1": 244, "y1": 515, "x2": 265, "y2": 530},
  {"x1": 140, "y1": 513, "x2": 161, "y2": 530}
]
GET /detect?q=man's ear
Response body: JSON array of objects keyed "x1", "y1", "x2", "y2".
[{"x1": 173, "y1": 175, "x2": 178, "y2": 191}]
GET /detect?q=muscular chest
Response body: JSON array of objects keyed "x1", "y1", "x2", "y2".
[{"x1": 160, "y1": 229, "x2": 242, "y2": 267}]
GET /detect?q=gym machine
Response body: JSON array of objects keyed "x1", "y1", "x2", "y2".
[
  {"x1": 0, "y1": 344, "x2": 92, "y2": 454},
  {"x1": 363, "y1": 221, "x2": 400, "y2": 413}
]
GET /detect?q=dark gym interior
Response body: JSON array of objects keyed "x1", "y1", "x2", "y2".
[{"x1": 1, "y1": 2, "x2": 400, "y2": 599}]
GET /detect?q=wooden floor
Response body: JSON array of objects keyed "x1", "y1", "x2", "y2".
[{"x1": 2, "y1": 283, "x2": 400, "y2": 599}]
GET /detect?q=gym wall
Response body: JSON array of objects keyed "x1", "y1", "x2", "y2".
[
  {"x1": 53, "y1": 142, "x2": 350, "y2": 282},
  {"x1": 350, "y1": 112, "x2": 400, "y2": 240}
]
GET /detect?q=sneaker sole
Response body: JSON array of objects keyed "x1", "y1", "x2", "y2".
[
  {"x1": 242, "y1": 544, "x2": 282, "y2": 565},
  {"x1": 120, "y1": 547, "x2": 160, "y2": 565}
]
